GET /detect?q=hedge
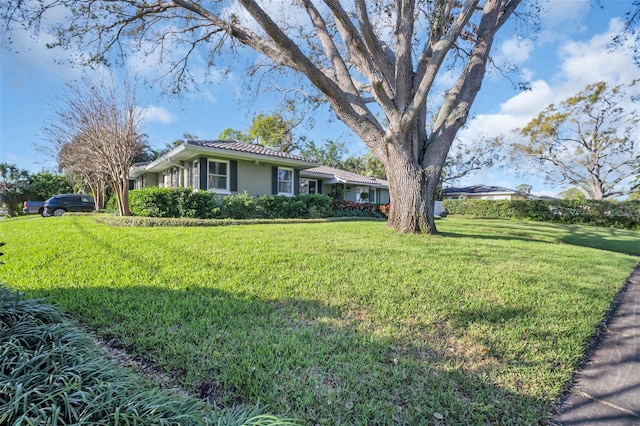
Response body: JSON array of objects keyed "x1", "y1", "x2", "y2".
[
  {"x1": 127, "y1": 188, "x2": 337, "y2": 220},
  {"x1": 442, "y1": 199, "x2": 640, "y2": 229}
]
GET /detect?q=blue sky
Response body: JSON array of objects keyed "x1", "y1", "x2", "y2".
[{"x1": 1, "y1": 0, "x2": 638, "y2": 197}]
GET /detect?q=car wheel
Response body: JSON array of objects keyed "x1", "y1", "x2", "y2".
[{"x1": 52, "y1": 208, "x2": 65, "y2": 216}]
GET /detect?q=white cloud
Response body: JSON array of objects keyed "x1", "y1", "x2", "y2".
[
  {"x1": 557, "y1": 19, "x2": 638, "y2": 92},
  {"x1": 538, "y1": 0, "x2": 590, "y2": 41},
  {"x1": 139, "y1": 106, "x2": 176, "y2": 125},
  {"x1": 499, "y1": 38, "x2": 534, "y2": 64},
  {"x1": 0, "y1": 5, "x2": 91, "y2": 83},
  {"x1": 499, "y1": 80, "x2": 553, "y2": 117}
]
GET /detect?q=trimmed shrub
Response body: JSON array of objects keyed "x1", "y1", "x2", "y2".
[
  {"x1": 220, "y1": 191, "x2": 257, "y2": 219},
  {"x1": 256, "y1": 195, "x2": 307, "y2": 219},
  {"x1": 299, "y1": 193, "x2": 333, "y2": 218},
  {"x1": 129, "y1": 187, "x2": 180, "y2": 218},
  {"x1": 175, "y1": 188, "x2": 219, "y2": 219},
  {"x1": 129, "y1": 188, "x2": 219, "y2": 219}
]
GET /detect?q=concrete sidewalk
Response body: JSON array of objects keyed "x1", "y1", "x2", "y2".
[{"x1": 555, "y1": 263, "x2": 640, "y2": 425}]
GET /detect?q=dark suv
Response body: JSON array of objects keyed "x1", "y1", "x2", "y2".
[{"x1": 44, "y1": 194, "x2": 95, "y2": 216}]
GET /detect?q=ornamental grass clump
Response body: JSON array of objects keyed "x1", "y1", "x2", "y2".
[{"x1": 0, "y1": 286, "x2": 298, "y2": 426}]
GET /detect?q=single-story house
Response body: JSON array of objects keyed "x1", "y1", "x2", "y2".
[
  {"x1": 300, "y1": 166, "x2": 389, "y2": 204},
  {"x1": 442, "y1": 185, "x2": 529, "y2": 200},
  {"x1": 129, "y1": 140, "x2": 390, "y2": 203}
]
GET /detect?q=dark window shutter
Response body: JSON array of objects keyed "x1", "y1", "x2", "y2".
[
  {"x1": 317, "y1": 179, "x2": 322, "y2": 194},
  {"x1": 230, "y1": 160, "x2": 238, "y2": 192},
  {"x1": 199, "y1": 157, "x2": 207, "y2": 190},
  {"x1": 271, "y1": 166, "x2": 278, "y2": 194},
  {"x1": 294, "y1": 169, "x2": 300, "y2": 195}
]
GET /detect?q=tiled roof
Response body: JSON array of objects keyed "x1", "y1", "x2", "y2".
[
  {"x1": 303, "y1": 165, "x2": 388, "y2": 186},
  {"x1": 442, "y1": 185, "x2": 520, "y2": 194},
  {"x1": 186, "y1": 140, "x2": 315, "y2": 163}
]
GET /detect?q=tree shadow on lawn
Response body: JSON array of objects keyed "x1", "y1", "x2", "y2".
[
  {"x1": 440, "y1": 222, "x2": 640, "y2": 256},
  {"x1": 36, "y1": 283, "x2": 564, "y2": 426}
]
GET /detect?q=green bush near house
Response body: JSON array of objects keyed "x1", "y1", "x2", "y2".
[
  {"x1": 443, "y1": 199, "x2": 640, "y2": 229},
  {"x1": 221, "y1": 191, "x2": 258, "y2": 219},
  {"x1": 255, "y1": 195, "x2": 310, "y2": 219},
  {"x1": 129, "y1": 187, "x2": 181, "y2": 217},
  {"x1": 128, "y1": 188, "x2": 336, "y2": 220},
  {"x1": 176, "y1": 187, "x2": 219, "y2": 219}
]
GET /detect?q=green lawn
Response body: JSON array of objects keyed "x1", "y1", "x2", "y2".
[{"x1": 1, "y1": 215, "x2": 638, "y2": 425}]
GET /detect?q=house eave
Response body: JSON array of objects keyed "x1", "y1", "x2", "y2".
[{"x1": 130, "y1": 143, "x2": 317, "y2": 177}]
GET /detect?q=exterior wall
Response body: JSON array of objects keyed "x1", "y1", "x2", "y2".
[
  {"x1": 136, "y1": 156, "x2": 302, "y2": 197},
  {"x1": 236, "y1": 160, "x2": 273, "y2": 196},
  {"x1": 377, "y1": 189, "x2": 390, "y2": 204},
  {"x1": 134, "y1": 173, "x2": 159, "y2": 189}
]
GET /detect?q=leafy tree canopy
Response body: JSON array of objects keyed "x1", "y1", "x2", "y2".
[
  {"x1": 0, "y1": 162, "x2": 31, "y2": 216},
  {"x1": 512, "y1": 80, "x2": 640, "y2": 200},
  {"x1": 220, "y1": 113, "x2": 296, "y2": 153},
  {"x1": 28, "y1": 172, "x2": 73, "y2": 200}
]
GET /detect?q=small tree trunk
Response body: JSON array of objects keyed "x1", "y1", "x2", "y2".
[{"x1": 115, "y1": 179, "x2": 131, "y2": 216}]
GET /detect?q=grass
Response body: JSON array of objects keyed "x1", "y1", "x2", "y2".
[
  {"x1": 0, "y1": 285, "x2": 297, "y2": 425},
  {"x1": 1, "y1": 215, "x2": 638, "y2": 425}
]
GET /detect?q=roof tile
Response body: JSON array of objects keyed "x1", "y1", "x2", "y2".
[{"x1": 186, "y1": 140, "x2": 314, "y2": 163}]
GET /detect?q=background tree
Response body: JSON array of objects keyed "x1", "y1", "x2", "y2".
[
  {"x1": 3, "y1": 0, "x2": 526, "y2": 233},
  {"x1": 57, "y1": 136, "x2": 111, "y2": 210},
  {"x1": 45, "y1": 79, "x2": 145, "y2": 215},
  {"x1": 512, "y1": 81, "x2": 640, "y2": 200},
  {"x1": 559, "y1": 187, "x2": 587, "y2": 201},
  {"x1": 218, "y1": 128, "x2": 252, "y2": 143},
  {"x1": 0, "y1": 163, "x2": 30, "y2": 216},
  {"x1": 299, "y1": 139, "x2": 347, "y2": 168},
  {"x1": 442, "y1": 137, "x2": 503, "y2": 185},
  {"x1": 220, "y1": 113, "x2": 296, "y2": 152},
  {"x1": 342, "y1": 152, "x2": 387, "y2": 180},
  {"x1": 515, "y1": 184, "x2": 532, "y2": 195},
  {"x1": 27, "y1": 172, "x2": 73, "y2": 200},
  {"x1": 135, "y1": 133, "x2": 195, "y2": 163}
]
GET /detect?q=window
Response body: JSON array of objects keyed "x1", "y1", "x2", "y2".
[
  {"x1": 277, "y1": 167, "x2": 293, "y2": 195},
  {"x1": 193, "y1": 160, "x2": 199, "y2": 189},
  {"x1": 299, "y1": 178, "x2": 318, "y2": 195},
  {"x1": 187, "y1": 160, "x2": 200, "y2": 189},
  {"x1": 208, "y1": 160, "x2": 229, "y2": 193},
  {"x1": 171, "y1": 168, "x2": 179, "y2": 189}
]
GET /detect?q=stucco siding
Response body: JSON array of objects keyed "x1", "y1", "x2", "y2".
[
  {"x1": 236, "y1": 160, "x2": 273, "y2": 196},
  {"x1": 378, "y1": 189, "x2": 390, "y2": 204}
]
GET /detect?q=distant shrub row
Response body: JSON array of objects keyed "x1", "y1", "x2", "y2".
[
  {"x1": 442, "y1": 199, "x2": 640, "y2": 229},
  {"x1": 125, "y1": 188, "x2": 389, "y2": 220}
]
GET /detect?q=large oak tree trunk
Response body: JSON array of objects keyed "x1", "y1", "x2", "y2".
[{"x1": 382, "y1": 125, "x2": 449, "y2": 235}]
